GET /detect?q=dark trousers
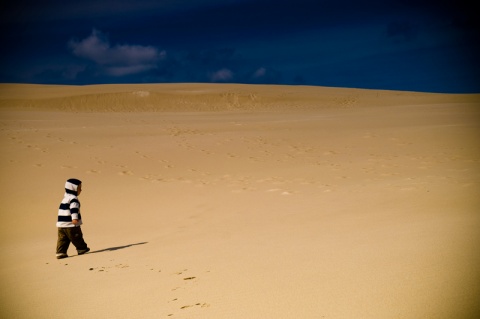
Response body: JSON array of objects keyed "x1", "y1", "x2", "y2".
[{"x1": 56, "y1": 227, "x2": 88, "y2": 254}]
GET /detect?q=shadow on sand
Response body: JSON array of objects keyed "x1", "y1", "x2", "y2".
[{"x1": 89, "y1": 242, "x2": 148, "y2": 254}]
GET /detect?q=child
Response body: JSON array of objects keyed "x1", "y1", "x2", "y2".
[{"x1": 56, "y1": 178, "x2": 90, "y2": 259}]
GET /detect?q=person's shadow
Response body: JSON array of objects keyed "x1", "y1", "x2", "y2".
[{"x1": 89, "y1": 242, "x2": 148, "y2": 254}]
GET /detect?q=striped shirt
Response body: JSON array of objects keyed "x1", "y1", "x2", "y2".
[{"x1": 57, "y1": 193, "x2": 83, "y2": 227}]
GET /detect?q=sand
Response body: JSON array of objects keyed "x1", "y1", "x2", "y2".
[{"x1": 0, "y1": 83, "x2": 479, "y2": 318}]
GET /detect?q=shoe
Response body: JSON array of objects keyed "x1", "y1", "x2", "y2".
[
  {"x1": 56, "y1": 253, "x2": 68, "y2": 259},
  {"x1": 78, "y1": 248, "x2": 90, "y2": 255}
]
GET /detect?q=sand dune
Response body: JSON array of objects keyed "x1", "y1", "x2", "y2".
[
  {"x1": 1, "y1": 83, "x2": 478, "y2": 112},
  {"x1": 0, "y1": 84, "x2": 479, "y2": 318}
]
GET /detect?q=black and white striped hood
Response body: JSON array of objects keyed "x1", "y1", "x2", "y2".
[{"x1": 65, "y1": 178, "x2": 81, "y2": 195}]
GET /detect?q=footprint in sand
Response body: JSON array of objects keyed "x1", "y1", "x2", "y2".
[
  {"x1": 180, "y1": 303, "x2": 209, "y2": 309},
  {"x1": 323, "y1": 150, "x2": 338, "y2": 156},
  {"x1": 183, "y1": 277, "x2": 196, "y2": 280},
  {"x1": 167, "y1": 270, "x2": 211, "y2": 316},
  {"x1": 118, "y1": 170, "x2": 134, "y2": 176},
  {"x1": 61, "y1": 165, "x2": 78, "y2": 169},
  {"x1": 135, "y1": 151, "x2": 150, "y2": 159},
  {"x1": 88, "y1": 264, "x2": 129, "y2": 272}
]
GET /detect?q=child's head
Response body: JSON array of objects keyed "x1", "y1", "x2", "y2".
[{"x1": 65, "y1": 178, "x2": 82, "y2": 196}]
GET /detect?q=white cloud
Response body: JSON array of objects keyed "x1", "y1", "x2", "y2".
[
  {"x1": 209, "y1": 68, "x2": 233, "y2": 82},
  {"x1": 253, "y1": 67, "x2": 266, "y2": 78},
  {"x1": 68, "y1": 29, "x2": 165, "y2": 76}
]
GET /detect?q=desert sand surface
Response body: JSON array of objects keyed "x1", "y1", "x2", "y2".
[{"x1": 0, "y1": 83, "x2": 479, "y2": 318}]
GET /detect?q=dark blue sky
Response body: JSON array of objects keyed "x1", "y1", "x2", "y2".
[{"x1": 1, "y1": 0, "x2": 478, "y2": 92}]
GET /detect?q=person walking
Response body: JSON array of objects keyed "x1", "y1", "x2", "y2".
[{"x1": 56, "y1": 178, "x2": 90, "y2": 259}]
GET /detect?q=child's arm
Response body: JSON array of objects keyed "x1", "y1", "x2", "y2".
[{"x1": 70, "y1": 200, "x2": 80, "y2": 225}]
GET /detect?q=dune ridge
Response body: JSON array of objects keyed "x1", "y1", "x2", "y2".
[{"x1": 1, "y1": 83, "x2": 478, "y2": 112}]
